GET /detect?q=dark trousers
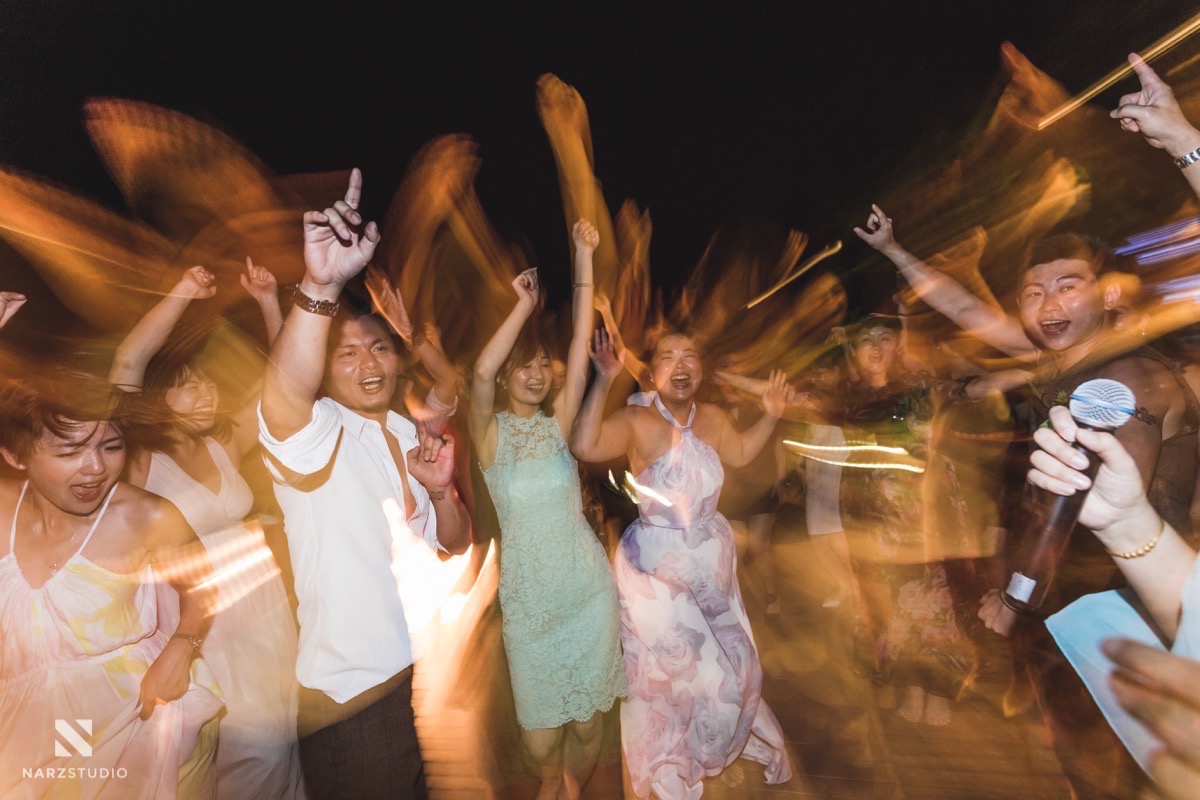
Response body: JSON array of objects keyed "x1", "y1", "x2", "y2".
[{"x1": 297, "y1": 667, "x2": 428, "y2": 800}]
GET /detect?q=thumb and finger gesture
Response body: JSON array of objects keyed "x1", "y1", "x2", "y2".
[
  {"x1": 854, "y1": 204, "x2": 896, "y2": 251},
  {"x1": 239, "y1": 256, "x2": 278, "y2": 301},
  {"x1": 303, "y1": 168, "x2": 381, "y2": 287},
  {"x1": 1111, "y1": 53, "x2": 1198, "y2": 155}
]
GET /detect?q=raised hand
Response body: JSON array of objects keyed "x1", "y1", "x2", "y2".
[
  {"x1": 303, "y1": 168, "x2": 381, "y2": 290},
  {"x1": 588, "y1": 327, "x2": 624, "y2": 381},
  {"x1": 175, "y1": 265, "x2": 217, "y2": 300},
  {"x1": 238, "y1": 256, "x2": 278, "y2": 305},
  {"x1": 762, "y1": 369, "x2": 791, "y2": 418},
  {"x1": 366, "y1": 264, "x2": 415, "y2": 340},
  {"x1": 573, "y1": 218, "x2": 600, "y2": 255},
  {"x1": 1111, "y1": 53, "x2": 1200, "y2": 158},
  {"x1": 512, "y1": 267, "x2": 540, "y2": 307},
  {"x1": 0, "y1": 292, "x2": 26, "y2": 329},
  {"x1": 853, "y1": 204, "x2": 897, "y2": 252},
  {"x1": 407, "y1": 432, "x2": 456, "y2": 489}
]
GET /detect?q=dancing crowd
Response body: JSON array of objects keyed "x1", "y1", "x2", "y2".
[{"x1": 3, "y1": 48, "x2": 1200, "y2": 800}]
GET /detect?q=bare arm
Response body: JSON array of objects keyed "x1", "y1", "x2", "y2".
[
  {"x1": 261, "y1": 169, "x2": 380, "y2": 440},
  {"x1": 109, "y1": 266, "x2": 216, "y2": 390},
  {"x1": 855, "y1": 206, "x2": 1036, "y2": 358},
  {"x1": 366, "y1": 266, "x2": 460, "y2": 408},
  {"x1": 139, "y1": 498, "x2": 216, "y2": 719},
  {"x1": 963, "y1": 368, "x2": 1035, "y2": 401},
  {"x1": 1030, "y1": 405, "x2": 1195, "y2": 639},
  {"x1": 716, "y1": 369, "x2": 788, "y2": 468},
  {"x1": 1112, "y1": 53, "x2": 1200, "y2": 201},
  {"x1": 595, "y1": 290, "x2": 651, "y2": 390},
  {"x1": 569, "y1": 328, "x2": 634, "y2": 463},
  {"x1": 554, "y1": 219, "x2": 598, "y2": 436},
  {"x1": 468, "y1": 269, "x2": 539, "y2": 467},
  {"x1": 239, "y1": 257, "x2": 283, "y2": 346}
]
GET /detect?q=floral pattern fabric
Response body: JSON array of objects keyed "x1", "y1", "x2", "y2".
[
  {"x1": 616, "y1": 394, "x2": 791, "y2": 800},
  {"x1": 840, "y1": 379, "x2": 973, "y2": 696}
]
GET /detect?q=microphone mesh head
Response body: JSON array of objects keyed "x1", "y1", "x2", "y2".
[{"x1": 1069, "y1": 379, "x2": 1136, "y2": 430}]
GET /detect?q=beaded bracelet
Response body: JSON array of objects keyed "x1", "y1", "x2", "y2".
[{"x1": 1107, "y1": 518, "x2": 1166, "y2": 559}]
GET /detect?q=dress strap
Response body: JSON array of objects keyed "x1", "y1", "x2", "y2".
[
  {"x1": 75, "y1": 484, "x2": 119, "y2": 555},
  {"x1": 652, "y1": 393, "x2": 696, "y2": 432},
  {"x1": 9, "y1": 481, "x2": 27, "y2": 552}
]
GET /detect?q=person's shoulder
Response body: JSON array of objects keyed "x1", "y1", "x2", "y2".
[
  {"x1": 1097, "y1": 354, "x2": 1182, "y2": 402},
  {"x1": 109, "y1": 481, "x2": 179, "y2": 520}
]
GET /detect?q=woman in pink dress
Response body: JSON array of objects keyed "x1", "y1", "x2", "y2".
[{"x1": 570, "y1": 329, "x2": 793, "y2": 799}]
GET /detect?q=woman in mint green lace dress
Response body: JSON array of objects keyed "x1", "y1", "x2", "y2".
[{"x1": 468, "y1": 221, "x2": 624, "y2": 799}]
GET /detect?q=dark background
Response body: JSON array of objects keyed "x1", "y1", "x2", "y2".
[{"x1": 0, "y1": 0, "x2": 1197, "y2": 325}]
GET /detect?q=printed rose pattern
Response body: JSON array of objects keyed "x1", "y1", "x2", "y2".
[
  {"x1": 842, "y1": 379, "x2": 973, "y2": 698},
  {"x1": 615, "y1": 394, "x2": 791, "y2": 799}
]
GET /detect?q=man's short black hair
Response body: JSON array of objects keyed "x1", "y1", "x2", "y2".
[{"x1": 1021, "y1": 233, "x2": 1115, "y2": 279}]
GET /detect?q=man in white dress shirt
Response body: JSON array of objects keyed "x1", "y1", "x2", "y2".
[{"x1": 259, "y1": 169, "x2": 471, "y2": 800}]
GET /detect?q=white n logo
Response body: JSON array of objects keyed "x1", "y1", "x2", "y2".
[{"x1": 54, "y1": 719, "x2": 92, "y2": 758}]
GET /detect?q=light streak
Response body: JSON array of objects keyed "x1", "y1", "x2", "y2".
[
  {"x1": 623, "y1": 471, "x2": 674, "y2": 506},
  {"x1": 1037, "y1": 11, "x2": 1200, "y2": 130},
  {"x1": 796, "y1": 452, "x2": 926, "y2": 474},
  {"x1": 783, "y1": 438, "x2": 910, "y2": 456},
  {"x1": 745, "y1": 241, "x2": 843, "y2": 309}
]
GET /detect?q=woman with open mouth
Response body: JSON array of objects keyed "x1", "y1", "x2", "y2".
[
  {"x1": 0, "y1": 367, "x2": 222, "y2": 798},
  {"x1": 570, "y1": 326, "x2": 793, "y2": 799},
  {"x1": 468, "y1": 219, "x2": 625, "y2": 800},
  {"x1": 107, "y1": 262, "x2": 304, "y2": 798}
]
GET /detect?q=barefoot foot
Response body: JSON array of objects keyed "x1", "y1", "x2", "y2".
[
  {"x1": 924, "y1": 694, "x2": 952, "y2": 726},
  {"x1": 898, "y1": 685, "x2": 925, "y2": 723}
]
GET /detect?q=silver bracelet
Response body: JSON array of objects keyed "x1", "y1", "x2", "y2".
[{"x1": 1174, "y1": 147, "x2": 1200, "y2": 170}]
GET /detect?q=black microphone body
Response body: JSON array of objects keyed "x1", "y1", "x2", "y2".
[
  {"x1": 1002, "y1": 378, "x2": 1136, "y2": 615},
  {"x1": 1003, "y1": 432, "x2": 1103, "y2": 614}
]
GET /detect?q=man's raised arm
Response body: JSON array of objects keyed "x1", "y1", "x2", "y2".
[
  {"x1": 1113, "y1": 53, "x2": 1200, "y2": 201},
  {"x1": 261, "y1": 168, "x2": 380, "y2": 440}
]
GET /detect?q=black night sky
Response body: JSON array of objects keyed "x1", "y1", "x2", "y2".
[{"x1": 0, "y1": 1, "x2": 1197, "y2": 334}]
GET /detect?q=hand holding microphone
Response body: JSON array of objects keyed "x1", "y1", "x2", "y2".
[{"x1": 1002, "y1": 379, "x2": 1138, "y2": 615}]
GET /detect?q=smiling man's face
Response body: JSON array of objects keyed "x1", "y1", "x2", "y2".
[
  {"x1": 1017, "y1": 258, "x2": 1113, "y2": 353},
  {"x1": 324, "y1": 316, "x2": 401, "y2": 418}
]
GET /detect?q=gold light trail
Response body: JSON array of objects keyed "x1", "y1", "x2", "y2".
[
  {"x1": 783, "y1": 439, "x2": 910, "y2": 456},
  {"x1": 797, "y1": 452, "x2": 926, "y2": 474},
  {"x1": 745, "y1": 241, "x2": 843, "y2": 309},
  {"x1": 1037, "y1": 10, "x2": 1200, "y2": 130}
]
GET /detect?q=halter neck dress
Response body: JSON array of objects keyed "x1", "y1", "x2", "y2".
[
  {"x1": 144, "y1": 439, "x2": 303, "y2": 799},
  {"x1": 0, "y1": 481, "x2": 222, "y2": 799},
  {"x1": 615, "y1": 394, "x2": 791, "y2": 800}
]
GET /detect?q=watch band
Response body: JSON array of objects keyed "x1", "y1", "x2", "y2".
[
  {"x1": 1174, "y1": 147, "x2": 1200, "y2": 170},
  {"x1": 291, "y1": 285, "x2": 341, "y2": 317}
]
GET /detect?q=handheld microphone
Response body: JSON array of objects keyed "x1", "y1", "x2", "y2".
[{"x1": 1003, "y1": 378, "x2": 1137, "y2": 614}]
